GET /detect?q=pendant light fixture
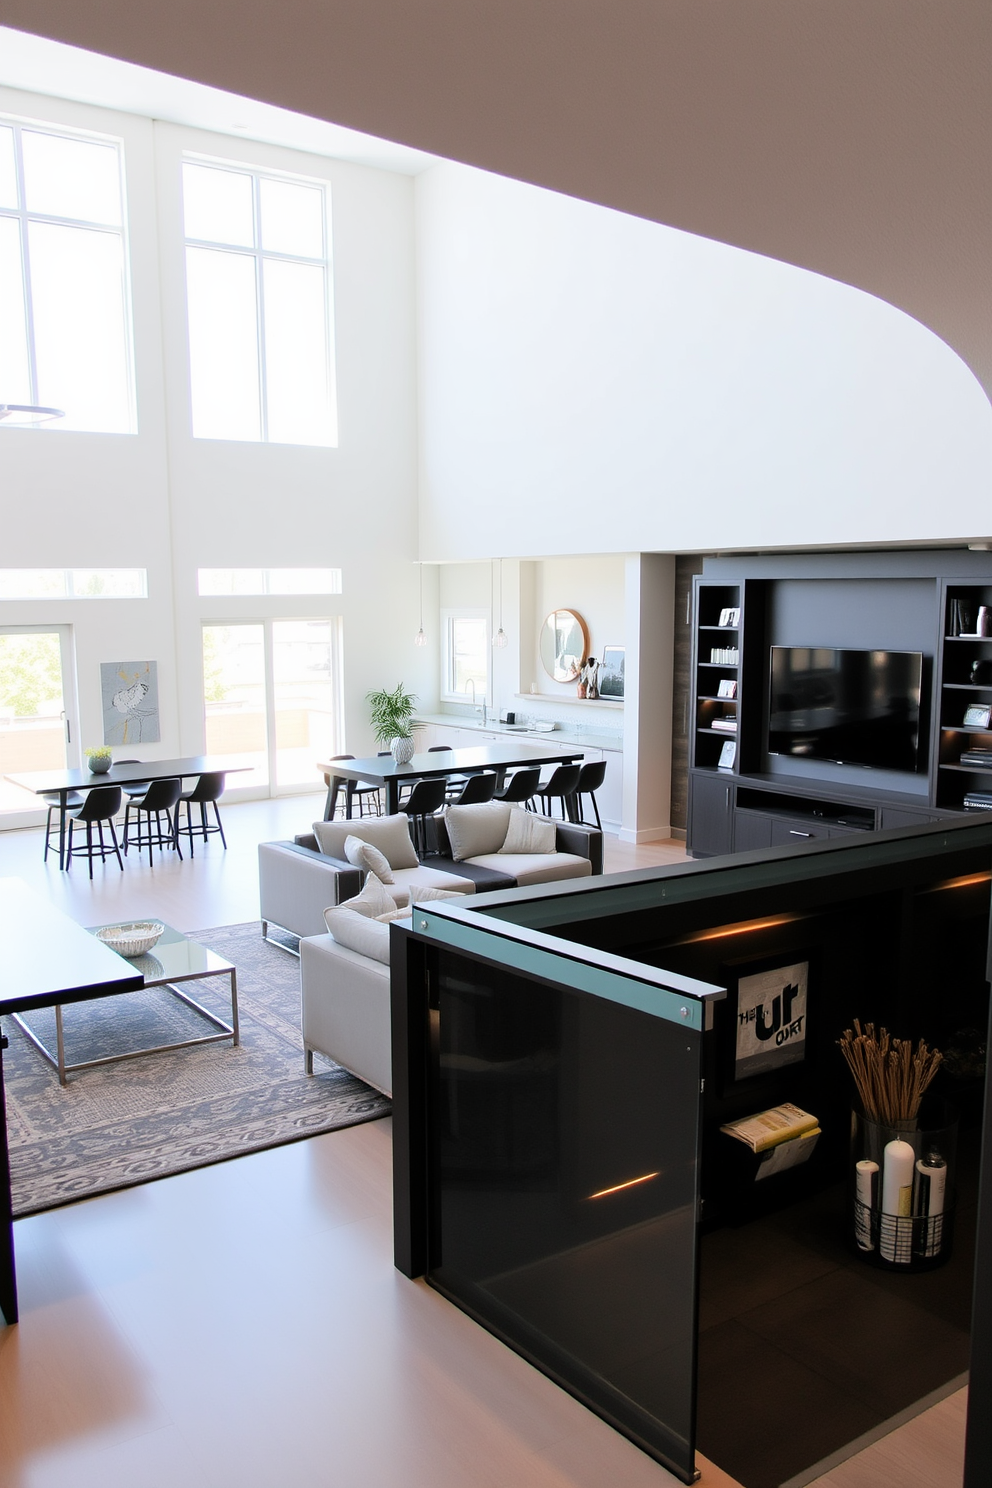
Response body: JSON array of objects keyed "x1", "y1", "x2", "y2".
[
  {"x1": 492, "y1": 557, "x2": 508, "y2": 648},
  {"x1": 0, "y1": 404, "x2": 64, "y2": 425},
  {"x1": 414, "y1": 561, "x2": 428, "y2": 646}
]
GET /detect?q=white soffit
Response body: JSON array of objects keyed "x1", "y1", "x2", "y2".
[{"x1": 0, "y1": 25, "x2": 439, "y2": 174}]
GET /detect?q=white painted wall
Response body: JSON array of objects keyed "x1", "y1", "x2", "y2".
[
  {"x1": 0, "y1": 87, "x2": 428, "y2": 801},
  {"x1": 416, "y1": 162, "x2": 992, "y2": 562}
]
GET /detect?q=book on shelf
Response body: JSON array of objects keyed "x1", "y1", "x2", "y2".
[
  {"x1": 709, "y1": 647, "x2": 740, "y2": 665},
  {"x1": 960, "y1": 749, "x2": 992, "y2": 767},
  {"x1": 711, "y1": 717, "x2": 738, "y2": 733},
  {"x1": 963, "y1": 791, "x2": 992, "y2": 811},
  {"x1": 717, "y1": 740, "x2": 737, "y2": 769},
  {"x1": 721, "y1": 1103, "x2": 820, "y2": 1154}
]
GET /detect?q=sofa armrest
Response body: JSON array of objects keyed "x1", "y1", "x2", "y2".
[
  {"x1": 257, "y1": 840, "x2": 362, "y2": 939},
  {"x1": 554, "y1": 822, "x2": 603, "y2": 875}
]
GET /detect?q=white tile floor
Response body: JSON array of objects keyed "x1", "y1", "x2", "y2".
[{"x1": 0, "y1": 804, "x2": 964, "y2": 1487}]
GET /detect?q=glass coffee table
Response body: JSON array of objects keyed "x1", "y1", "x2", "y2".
[{"x1": 12, "y1": 923, "x2": 239, "y2": 1084}]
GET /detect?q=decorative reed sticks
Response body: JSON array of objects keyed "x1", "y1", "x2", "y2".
[{"x1": 838, "y1": 1020, "x2": 943, "y2": 1125}]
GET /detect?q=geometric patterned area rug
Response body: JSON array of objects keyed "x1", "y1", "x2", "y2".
[{"x1": 2, "y1": 922, "x2": 390, "y2": 1217}]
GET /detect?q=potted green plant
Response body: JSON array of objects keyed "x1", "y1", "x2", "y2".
[
  {"x1": 367, "y1": 683, "x2": 418, "y2": 763},
  {"x1": 85, "y1": 745, "x2": 113, "y2": 774}
]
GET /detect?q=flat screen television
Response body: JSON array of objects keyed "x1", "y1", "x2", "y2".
[{"x1": 768, "y1": 646, "x2": 924, "y2": 773}]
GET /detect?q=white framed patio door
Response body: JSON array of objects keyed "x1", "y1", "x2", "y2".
[
  {"x1": 201, "y1": 618, "x2": 342, "y2": 797},
  {"x1": 0, "y1": 625, "x2": 79, "y2": 829}
]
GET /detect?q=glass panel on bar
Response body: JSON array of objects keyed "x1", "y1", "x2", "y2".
[
  {"x1": 272, "y1": 618, "x2": 338, "y2": 788},
  {"x1": 202, "y1": 623, "x2": 267, "y2": 789},
  {"x1": 0, "y1": 630, "x2": 68, "y2": 818}
]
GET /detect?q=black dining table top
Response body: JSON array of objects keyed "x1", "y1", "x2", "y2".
[
  {"x1": 0, "y1": 877, "x2": 143, "y2": 1015},
  {"x1": 319, "y1": 742, "x2": 583, "y2": 783},
  {"x1": 4, "y1": 755, "x2": 252, "y2": 797}
]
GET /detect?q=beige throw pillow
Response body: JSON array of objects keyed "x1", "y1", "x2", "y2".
[
  {"x1": 343, "y1": 834, "x2": 394, "y2": 883},
  {"x1": 312, "y1": 813, "x2": 419, "y2": 870},
  {"x1": 406, "y1": 883, "x2": 469, "y2": 902},
  {"x1": 443, "y1": 801, "x2": 512, "y2": 861},
  {"x1": 374, "y1": 907, "x2": 414, "y2": 924},
  {"x1": 340, "y1": 871, "x2": 400, "y2": 919},
  {"x1": 322, "y1": 906, "x2": 391, "y2": 963},
  {"x1": 499, "y1": 808, "x2": 557, "y2": 855}
]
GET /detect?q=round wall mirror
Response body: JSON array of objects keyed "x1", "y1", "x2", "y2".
[{"x1": 540, "y1": 609, "x2": 590, "y2": 683}]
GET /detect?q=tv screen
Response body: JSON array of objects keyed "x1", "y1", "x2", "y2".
[{"x1": 768, "y1": 647, "x2": 924, "y2": 772}]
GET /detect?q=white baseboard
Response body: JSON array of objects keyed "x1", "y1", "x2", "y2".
[{"x1": 618, "y1": 824, "x2": 673, "y2": 844}]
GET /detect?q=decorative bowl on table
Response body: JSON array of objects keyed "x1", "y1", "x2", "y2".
[{"x1": 96, "y1": 921, "x2": 165, "y2": 958}]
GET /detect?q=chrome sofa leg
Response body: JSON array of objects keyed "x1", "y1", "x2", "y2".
[{"x1": 305, "y1": 1047, "x2": 314, "y2": 1075}]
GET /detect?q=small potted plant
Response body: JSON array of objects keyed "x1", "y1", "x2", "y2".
[
  {"x1": 85, "y1": 745, "x2": 113, "y2": 774},
  {"x1": 367, "y1": 684, "x2": 418, "y2": 763}
]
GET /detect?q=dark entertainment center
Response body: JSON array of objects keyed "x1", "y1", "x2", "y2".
[{"x1": 687, "y1": 549, "x2": 992, "y2": 858}]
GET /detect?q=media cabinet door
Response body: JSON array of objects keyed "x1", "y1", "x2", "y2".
[{"x1": 688, "y1": 773, "x2": 733, "y2": 857}]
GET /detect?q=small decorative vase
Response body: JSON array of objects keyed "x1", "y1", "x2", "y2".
[
  {"x1": 391, "y1": 735, "x2": 415, "y2": 764},
  {"x1": 88, "y1": 755, "x2": 111, "y2": 774}
]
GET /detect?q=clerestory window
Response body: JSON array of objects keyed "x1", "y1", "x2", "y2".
[{"x1": 182, "y1": 158, "x2": 336, "y2": 447}]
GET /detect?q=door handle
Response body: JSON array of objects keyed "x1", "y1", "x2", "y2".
[{"x1": 789, "y1": 829, "x2": 813, "y2": 838}]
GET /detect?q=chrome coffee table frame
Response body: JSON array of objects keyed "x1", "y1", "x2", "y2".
[{"x1": 12, "y1": 924, "x2": 240, "y2": 1085}]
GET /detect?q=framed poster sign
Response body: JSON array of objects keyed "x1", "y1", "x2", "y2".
[{"x1": 733, "y1": 957, "x2": 809, "y2": 1082}]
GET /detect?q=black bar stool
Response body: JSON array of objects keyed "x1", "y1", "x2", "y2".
[
  {"x1": 123, "y1": 777, "x2": 183, "y2": 866},
  {"x1": 574, "y1": 759, "x2": 607, "y2": 828},
  {"x1": 538, "y1": 763, "x2": 581, "y2": 821},
  {"x1": 176, "y1": 771, "x2": 227, "y2": 854},
  {"x1": 449, "y1": 772, "x2": 497, "y2": 806},
  {"x1": 66, "y1": 785, "x2": 124, "y2": 878},
  {"x1": 322, "y1": 755, "x2": 382, "y2": 821},
  {"x1": 495, "y1": 766, "x2": 541, "y2": 808},
  {"x1": 401, "y1": 777, "x2": 448, "y2": 857}
]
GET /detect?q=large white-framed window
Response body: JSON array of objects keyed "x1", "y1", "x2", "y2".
[
  {"x1": 441, "y1": 610, "x2": 489, "y2": 702},
  {"x1": 182, "y1": 156, "x2": 336, "y2": 447},
  {"x1": 0, "y1": 116, "x2": 135, "y2": 434}
]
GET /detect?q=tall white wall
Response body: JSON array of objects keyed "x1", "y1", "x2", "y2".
[
  {"x1": 0, "y1": 86, "x2": 428, "y2": 792},
  {"x1": 416, "y1": 162, "x2": 992, "y2": 562}
]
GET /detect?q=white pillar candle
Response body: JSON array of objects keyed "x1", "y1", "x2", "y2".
[{"x1": 880, "y1": 1139, "x2": 915, "y2": 1263}]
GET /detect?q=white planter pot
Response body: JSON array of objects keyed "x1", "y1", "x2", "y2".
[{"x1": 391, "y1": 736, "x2": 415, "y2": 764}]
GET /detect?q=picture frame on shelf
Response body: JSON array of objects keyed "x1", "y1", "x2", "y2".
[
  {"x1": 718, "y1": 607, "x2": 741, "y2": 627},
  {"x1": 963, "y1": 704, "x2": 992, "y2": 728},
  {"x1": 717, "y1": 678, "x2": 738, "y2": 699},
  {"x1": 726, "y1": 954, "x2": 811, "y2": 1090},
  {"x1": 598, "y1": 646, "x2": 625, "y2": 700},
  {"x1": 717, "y1": 740, "x2": 736, "y2": 769}
]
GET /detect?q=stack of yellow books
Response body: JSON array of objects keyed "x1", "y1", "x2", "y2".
[{"x1": 721, "y1": 1102, "x2": 821, "y2": 1153}]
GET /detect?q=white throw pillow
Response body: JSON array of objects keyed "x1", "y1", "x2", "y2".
[
  {"x1": 374, "y1": 907, "x2": 414, "y2": 924},
  {"x1": 443, "y1": 801, "x2": 512, "y2": 861},
  {"x1": 343, "y1": 834, "x2": 394, "y2": 883},
  {"x1": 312, "y1": 813, "x2": 419, "y2": 870},
  {"x1": 499, "y1": 808, "x2": 557, "y2": 855},
  {"x1": 406, "y1": 883, "x2": 469, "y2": 902},
  {"x1": 322, "y1": 906, "x2": 391, "y2": 963},
  {"x1": 340, "y1": 871, "x2": 399, "y2": 919}
]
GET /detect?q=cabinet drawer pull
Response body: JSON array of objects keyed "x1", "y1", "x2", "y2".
[{"x1": 789, "y1": 829, "x2": 813, "y2": 838}]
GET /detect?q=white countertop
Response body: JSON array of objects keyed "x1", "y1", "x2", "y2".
[{"x1": 413, "y1": 712, "x2": 623, "y2": 753}]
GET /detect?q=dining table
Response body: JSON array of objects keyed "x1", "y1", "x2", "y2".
[
  {"x1": 4, "y1": 756, "x2": 252, "y2": 870},
  {"x1": 317, "y1": 742, "x2": 585, "y2": 818}
]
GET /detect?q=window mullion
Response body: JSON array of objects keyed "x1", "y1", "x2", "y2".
[
  {"x1": 11, "y1": 125, "x2": 39, "y2": 407},
  {"x1": 253, "y1": 176, "x2": 268, "y2": 443}
]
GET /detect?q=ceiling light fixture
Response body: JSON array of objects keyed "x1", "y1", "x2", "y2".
[
  {"x1": 0, "y1": 404, "x2": 64, "y2": 425},
  {"x1": 492, "y1": 557, "x2": 508, "y2": 649},
  {"x1": 414, "y1": 562, "x2": 428, "y2": 646}
]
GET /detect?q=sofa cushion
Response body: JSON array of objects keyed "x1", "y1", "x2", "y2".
[
  {"x1": 322, "y1": 905, "x2": 391, "y2": 963},
  {"x1": 312, "y1": 813, "x2": 419, "y2": 870},
  {"x1": 374, "y1": 907, "x2": 415, "y2": 923},
  {"x1": 499, "y1": 808, "x2": 556, "y2": 855},
  {"x1": 391, "y1": 864, "x2": 477, "y2": 896},
  {"x1": 340, "y1": 871, "x2": 401, "y2": 918},
  {"x1": 468, "y1": 852, "x2": 593, "y2": 887},
  {"x1": 343, "y1": 834, "x2": 394, "y2": 883},
  {"x1": 443, "y1": 801, "x2": 512, "y2": 861}
]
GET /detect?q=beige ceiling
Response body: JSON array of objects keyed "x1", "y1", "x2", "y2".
[{"x1": 1, "y1": 0, "x2": 990, "y2": 400}]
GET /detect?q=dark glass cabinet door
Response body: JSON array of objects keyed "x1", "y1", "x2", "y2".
[{"x1": 426, "y1": 949, "x2": 705, "y2": 1483}]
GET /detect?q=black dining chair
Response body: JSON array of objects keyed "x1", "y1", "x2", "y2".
[
  {"x1": 176, "y1": 771, "x2": 227, "y2": 854},
  {"x1": 401, "y1": 777, "x2": 448, "y2": 857},
  {"x1": 42, "y1": 789, "x2": 85, "y2": 862},
  {"x1": 574, "y1": 759, "x2": 607, "y2": 828},
  {"x1": 449, "y1": 772, "x2": 497, "y2": 806},
  {"x1": 322, "y1": 755, "x2": 382, "y2": 821},
  {"x1": 123, "y1": 776, "x2": 183, "y2": 866},
  {"x1": 538, "y1": 763, "x2": 581, "y2": 821},
  {"x1": 65, "y1": 785, "x2": 124, "y2": 878},
  {"x1": 495, "y1": 766, "x2": 541, "y2": 808}
]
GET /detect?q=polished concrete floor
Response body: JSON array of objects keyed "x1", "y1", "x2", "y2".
[{"x1": 0, "y1": 801, "x2": 967, "y2": 1487}]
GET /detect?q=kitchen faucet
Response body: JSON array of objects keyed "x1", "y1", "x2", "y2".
[{"x1": 465, "y1": 679, "x2": 486, "y2": 722}]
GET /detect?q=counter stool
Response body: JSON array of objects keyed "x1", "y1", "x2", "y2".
[
  {"x1": 176, "y1": 771, "x2": 227, "y2": 854},
  {"x1": 495, "y1": 766, "x2": 541, "y2": 809},
  {"x1": 574, "y1": 759, "x2": 607, "y2": 829},
  {"x1": 323, "y1": 755, "x2": 382, "y2": 821},
  {"x1": 401, "y1": 777, "x2": 448, "y2": 857},
  {"x1": 123, "y1": 776, "x2": 183, "y2": 866},
  {"x1": 449, "y1": 772, "x2": 497, "y2": 807},
  {"x1": 538, "y1": 763, "x2": 581, "y2": 821},
  {"x1": 66, "y1": 785, "x2": 124, "y2": 879}
]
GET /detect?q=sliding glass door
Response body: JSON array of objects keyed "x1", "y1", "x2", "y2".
[
  {"x1": 201, "y1": 618, "x2": 341, "y2": 795},
  {"x1": 0, "y1": 625, "x2": 78, "y2": 828}
]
